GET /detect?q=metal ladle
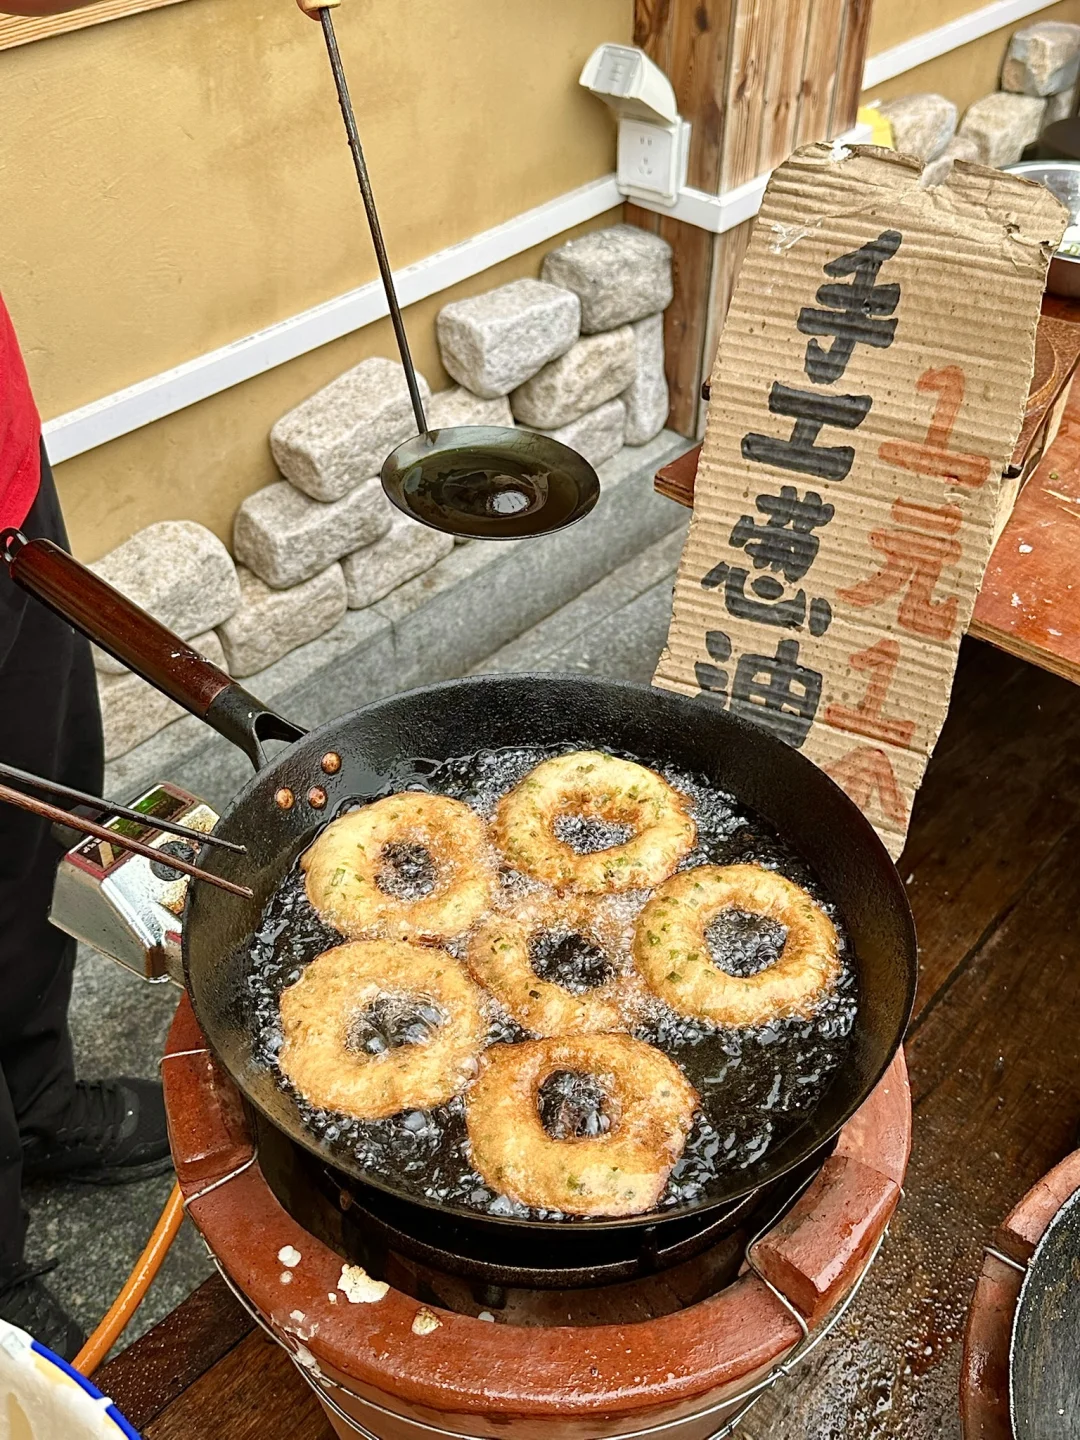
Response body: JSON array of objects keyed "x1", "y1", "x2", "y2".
[{"x1": 316, "y1": 10, "x2": 601, "y2": 540}]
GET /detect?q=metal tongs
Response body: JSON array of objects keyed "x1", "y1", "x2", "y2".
[{"x1": 0, "y1": 762, "x2": 252, "y2": 899}]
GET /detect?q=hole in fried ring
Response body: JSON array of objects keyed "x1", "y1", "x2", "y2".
[
  {"x1": 465, "y1": 896, "x2": 645, "y2": 1037},
  {"x1": 302, "y1": 793, "x2": 493, "y2": 942},
  {"x1": 465, "y1": 1034, "x2": 698, "y2": 1217},
  {"x1": 278, "y1": 940, "x2": 487, "y2": 1119},
  {"x1": 492, "y1": 751, "x2": 696, "y2": 893},
  {"x1": 633, "y1": 864, "x2": 840, "y2": 1027}
]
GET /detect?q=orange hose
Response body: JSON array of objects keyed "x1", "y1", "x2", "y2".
[{"x1": 73, "y1": 1181, "x2": 185, "y2": 1377}]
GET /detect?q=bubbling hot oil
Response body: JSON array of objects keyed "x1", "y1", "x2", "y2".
[{"x1": 246, "y1": 744, "x2": 858, "y2": 1222}]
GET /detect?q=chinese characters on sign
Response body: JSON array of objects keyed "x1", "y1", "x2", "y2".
[
  {"x1": 655, "y1": 145, "x2": 1064, "y2": 856},
  {"x1": 694, "y1": 229, "x2": 902, "y2": 749}
]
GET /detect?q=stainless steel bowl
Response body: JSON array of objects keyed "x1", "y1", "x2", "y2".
[{"x1": 1004, "y1": 160, "x2": 1080, "y2": 297}]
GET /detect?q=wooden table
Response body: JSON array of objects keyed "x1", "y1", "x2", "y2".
[{"x1": 94, "y1": 636, "x2": 1080, "y2": 1438}]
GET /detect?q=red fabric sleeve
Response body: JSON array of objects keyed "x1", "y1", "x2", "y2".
[{"x1": 0, "y1": 293, "x2": 41, "y2": 532}]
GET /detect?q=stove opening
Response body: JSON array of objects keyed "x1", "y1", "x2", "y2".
[
  {"x1": 347, "y1": 993, "x2": 444, "y2": 1055},
  {"x1": 537, "y1": 1069, "x2": 614, "y2": 1139},
  {"x1": 705, "y1": 909, "x2": 787, "y2": 977},
  {"x1": 529, "y1": 930, "x2": 615, "y2": 993},
  {"x1": 554, "y1": 812, "x2": 634, "y2": 855},
  {"x1": 377, "y1": 842, "x2": 437, "y2": 900}
]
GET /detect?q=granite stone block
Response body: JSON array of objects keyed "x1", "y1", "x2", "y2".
[
  {"x1": 99, "y1": 630, "x2": 227, "y2": 760},
  {"x1": 1002, "y1": 21, "x2": 1080, "y2": 97},
  {"x1": 233, "y1": 478, "x2": 392, "y2": 589},
  {"x1": 436, "y1": 280, "x2": 580, "y2": 398},
  {"x1": 342, "y1": 513, "x2": 455, "y2": 609},
  {"x1": 270, "y1": 357, "x2": 430, "y2": 503},
  {"x1": 425, "y1": 385, "x2": 513, "y2": 430},
  {"x1": 1046, "y1": 82, "x2": 1078, "y2": 124},
  {"x1": 540, "y1": 224, "x2": 673, "y2": 333},
  {"x1": 878, "y1": 93, "x2": 958, "y2": 161},
  {"x1": 958, "y1": 92, "x2": 1047, "y2": 166},
  {"x1": 920, "y1": 134, "x2": 981, "y2": 187},
  {"x1": 525, "y1": 396, "x2": 626, "y2": 469},
  {"x1": 622, "y1": 313, "x2": 669, "y2": 445},
  {"x1": 217, "y1": 563, "x2": 347, "y2": 678},
  {"x1": 510, "y1": 327, "x2": 636, "y2": 429},
  {"x1": 91, "y1": 522, "x2": 240, "y2": 674}
]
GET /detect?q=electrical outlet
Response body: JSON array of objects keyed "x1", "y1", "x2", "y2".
[{"x1": 616, "y1": 117, "x2": 689, "y2": 206}]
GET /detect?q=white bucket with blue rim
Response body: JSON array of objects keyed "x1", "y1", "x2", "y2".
[{"x1": 0, "y1": 1318, "x2": 140, "y2": 1439}]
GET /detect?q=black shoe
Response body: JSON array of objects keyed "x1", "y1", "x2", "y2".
[
  {"x1": 21, "y1": 1077, "x2": 172, "y2": 1185},
  {"x1": 0, "y1": 1262, "x2": 86, "y2": 1362}
]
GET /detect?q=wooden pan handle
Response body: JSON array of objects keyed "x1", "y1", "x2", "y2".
[{"x1": 2, "y1": 532, "x2": 304, "y2": 768}]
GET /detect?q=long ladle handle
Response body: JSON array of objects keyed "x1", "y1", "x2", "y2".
[{"x1": 319, "y1": 9, "x2": 429, "y2": 438}]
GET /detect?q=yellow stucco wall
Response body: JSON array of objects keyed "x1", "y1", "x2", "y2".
[
  {"x1": 863, "y1": 0, "x2": 1080, "y2": 111},
  {"x1": 0, "y1": 0, "x2": 630, "y2": 559}
]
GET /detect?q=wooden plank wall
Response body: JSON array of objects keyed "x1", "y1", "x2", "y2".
[{"x1": 631, "y1": 0, "x2": 874, "y2": 437}]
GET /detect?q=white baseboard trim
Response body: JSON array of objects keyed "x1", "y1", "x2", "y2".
[
  {"x1": 630, "y1": 124, "x2": 874, "y2": 235},
  {"x1": 43, "y1": 174, "x2": 622, "y2": 464},
  {"x1": 862, "y1": 0, "x2": 1051, "y2": 91}
]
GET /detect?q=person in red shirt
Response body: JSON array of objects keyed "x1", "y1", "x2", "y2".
[
  {"x1": 0, "y1": 0, "x2": 201, "y2": 1353},
  {"x1": 0, "y1": 297, "x2": 174, "y2": 1358}
]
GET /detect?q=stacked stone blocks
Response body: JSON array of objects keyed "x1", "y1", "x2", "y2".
[
  {"x1": 92, "y1": 223, "x2": 673, "y2": 759},
  {"x1": 879, "y1": 23, "x2": 1080, "y2": 189}
]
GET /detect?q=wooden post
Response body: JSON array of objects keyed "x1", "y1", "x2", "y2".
[{"x1": 630, "y1": 0, "x2": 874, "y2": 439}]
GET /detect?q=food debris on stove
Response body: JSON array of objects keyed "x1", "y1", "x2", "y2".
[
  {"x1": 411, "y1": 1307, "x2": 442, "y2": 1335},
  {"x1": 338, "y1": 1263, "x2": 390, "y2": 1304},
  {"x1": 278, "y1": 1244, "x2": 302, "y2": 1267}
]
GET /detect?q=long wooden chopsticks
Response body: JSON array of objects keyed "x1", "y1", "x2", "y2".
[
  {"x1": 0, "y1": 782, "x2": 253, "y2": 900},
  {"x1": 0, "y1": 761, "x2": 245, "y2": 854}
]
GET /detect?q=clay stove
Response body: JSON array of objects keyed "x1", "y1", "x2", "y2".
[
  {"x1": 960, "y1": 1147, "x2": 1080, "y2": 1439},
  {"x1": 47, "y1": 783, "x2": 912, "y2": 1436},
  {"x1": 162, "y1": 996, "x2": 910, "y2": 1440}
]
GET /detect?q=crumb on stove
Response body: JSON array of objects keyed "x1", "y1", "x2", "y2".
[
  {"x1": 338, "y1": 1264, "x2": 390, "y2": 1304},
  {"x1": 278, "y1": 1245, "x2": 302, "y2": 1268},
  {"x1": 328, "y1": 1292, "x2": 337, "y2": 1304},
  {"x1": 477, "y1": 1311, "x2": 496, "y2": 1322},
  {"x1": 279, "y1": 1271, "x2": 293, "y2": 1285},
  {"x1": 290, "y1": 1310, "x2": 306, "y2": 1324},
  {"x1": 294, "y1": 1343, "x2": 320, "y2": 1374},
  {"x1": 411, "y1": 1308, "x2": 441, "y2": 1336}
]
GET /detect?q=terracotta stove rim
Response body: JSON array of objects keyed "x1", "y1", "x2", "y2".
[{"x1": 164, "y1": 996, "x2": 910, "y2": 1422}]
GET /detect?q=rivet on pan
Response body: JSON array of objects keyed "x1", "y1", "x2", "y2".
[
  {"x1": 275, "y1": 787, "x2": 295, "y2": 810},
  {"x1": 321, "y1": 752, "x2": 342, "y2": 774},
  {"x1": 308, "y1": 786, "x2": 328, "y2": 809}
]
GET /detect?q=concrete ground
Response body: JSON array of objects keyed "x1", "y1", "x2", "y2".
[{"x1": 23, "y1": 523, "x2": 687, "y2": 1356}]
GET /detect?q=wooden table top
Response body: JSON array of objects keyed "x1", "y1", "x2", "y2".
[
  {"x1": 968, "y1": 378, "x2": 1080, "y2": 684},
  {"x1": 94, "y1": 635, "x2": 1080, "y2": 1438}
]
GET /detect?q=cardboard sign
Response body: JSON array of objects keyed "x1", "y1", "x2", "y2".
[{"x1": 654, "y1": 143, "x2": 1065, "y2": 858}]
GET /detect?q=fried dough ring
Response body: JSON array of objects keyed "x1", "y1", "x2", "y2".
[
  {"x1": 465, "y1": 1035, "x2": 698, "y2": 1216},
  {"x1": 633, "y1": 864, "x2": 840, "y2": 1027},
  {"x1": 278, "y1": 940, "x2": 487, "y2": 1119},
  {"x1": 465, "y1": 896, "x2": 644, "y2": 1037},
  {"x1": 492, "y1": 751, "x2": 695, "y2": 893},
  {"x1": 302, "y1": 793, "x2": 492, "y2": 942}
]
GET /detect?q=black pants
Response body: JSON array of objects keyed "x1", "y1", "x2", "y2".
[{"x1": 0, "y1": 447, "x2": 103, "y2": 1271}]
